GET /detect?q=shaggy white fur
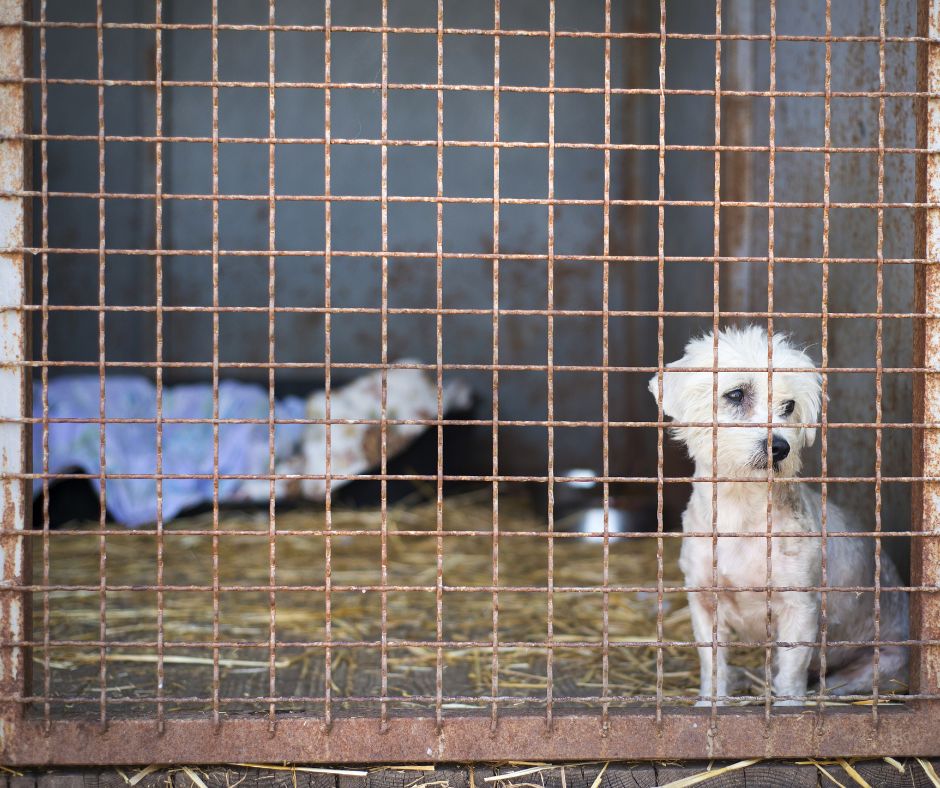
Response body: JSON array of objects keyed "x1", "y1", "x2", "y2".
[{"x1": 650, "y1": 325, "x2": 908, "y2": 705}]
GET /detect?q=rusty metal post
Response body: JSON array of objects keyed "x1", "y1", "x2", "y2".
[
  {"x1": 914, "y1": 0, "x2": 940, "y2": 698},
  {"x1": 0, "y1": 0, "x2": 30, "y2": 754}
]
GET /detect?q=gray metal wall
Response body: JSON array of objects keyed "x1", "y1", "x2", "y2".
[{"x1": 32, "y1": 0, "x2": 919, "y2": 560}]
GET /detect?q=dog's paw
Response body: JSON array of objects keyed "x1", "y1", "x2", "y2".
[{"x1": 773, "y1": 698, "x2": 806, "y2": 707}]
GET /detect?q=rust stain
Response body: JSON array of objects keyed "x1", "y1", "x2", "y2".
[
  {"x1": 1, "y1": 710, "x2": 940, "y2": 764},
  {"x1": 912, "y1": 0, "x2": 939, "y2": 699},
  {"x1": 0, "y1": 0, "x2": 30, "y2": 752}
]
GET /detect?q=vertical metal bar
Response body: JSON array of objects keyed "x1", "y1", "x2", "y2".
[
  {"x1": 434, "y1": 0, "x2": 444, "y2": 735},
  {"x1": 266, "y1": 0, "x2": 278, "y2": 732},
  {"x1": 490, "y1": 0, "x2": 501, "y2": 734},
  {"x1": 912, "y1": 0, "x2": 940, "y2": 700},
  {"x1": 322, "y1": 0, "x2": 333, "y2": 732},
  {"x1": 153, "y1": 0, "x2": 165, "y2": 734},
  {"x1": 709, "y1": 0, "x2": 722, "y2": 721},
  {"x1": 600, "y1": 0, "x2": 611, "y2": 737},
  {"x1": 0, "y1": 0, "x2": 30, "y2": 747},
  {"x1": 818, "y1": 0, "x2": 832, "y2": 708},
  {"x1": 873, "y1": 0, "x2": 888, "y2": 722},
  {"x1": 764, "y1": 0, "x2": 777, "y2": 719},
  {"x1": 95, "y1": 0, "x2": 107, "y2": 730},
  {"x1": 379, "y1": 0, "x2": 390, "y2": 733},
  {"x1": 210, "y1": 0, "x2": 221, "y2": 729},
  {"x1": 38, "y1": 0, "x2": 49, "y2": 732},
  {"x1": 545, "y1": 0, "x2": 556, "y2": 732},
  {"x1": 654, "y1": 0, "x2": 666, "y2": 727}
]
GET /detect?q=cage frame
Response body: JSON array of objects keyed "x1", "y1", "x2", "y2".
[{"x1": 2, "y1": 0, "x2": 940, "y2": 764}]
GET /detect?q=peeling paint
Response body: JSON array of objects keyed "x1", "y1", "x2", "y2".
[{"x1": 0, "y1": 0, "x2": 28, "y2": 760}]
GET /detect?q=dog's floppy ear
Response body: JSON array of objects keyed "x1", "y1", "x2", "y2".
[
  {"x1": 647, "y1": 359, "x2": 689, "y2": 421},
  {"x1": 649, "y1": 335, "x2": 713, "y2": 422},
  {"x1": 797, "y1": 370, "x2": 823, "y2": 448},
  {"x1": 778, "y1": 337, "x2": 822, "y2": 448}
]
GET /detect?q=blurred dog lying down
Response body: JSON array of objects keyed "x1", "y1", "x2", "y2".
[
  {"x1": 650, "y1": 325, "x2": 908, "y2": 704},
  {"x1": 33, "y1": 366, "x2": 471, "y2": 526}
]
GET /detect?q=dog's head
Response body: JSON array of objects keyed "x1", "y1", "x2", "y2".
[{"x1": 648, "y1": 325, "x2": 822, "y2": 477}]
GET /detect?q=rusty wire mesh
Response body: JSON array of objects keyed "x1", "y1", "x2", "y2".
[{"x1": 0, "y1": 0, "x2": 938, "y2": 764}]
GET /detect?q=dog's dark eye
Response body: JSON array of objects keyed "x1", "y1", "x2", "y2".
[
  {"x1": 724, "y1": 388, "x2": 745, "y2": 404},
  {"x1": 781, "y1": 400, "x2": 796, "y2": 417}
]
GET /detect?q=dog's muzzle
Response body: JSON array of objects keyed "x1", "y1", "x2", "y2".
[{"x1": 754, "y1": 434, "x2": 790, "y2": 470}]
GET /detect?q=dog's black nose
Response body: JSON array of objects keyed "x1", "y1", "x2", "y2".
[{"x1": 771, "y1": 434, "x2": 790, "y2": 462}]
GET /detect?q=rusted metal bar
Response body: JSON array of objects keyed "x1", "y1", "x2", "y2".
[
  {"x1": 322, "y1": 0, "x2": 333, "y2": 732},
  {"x1": 4, "y1": 21, "x2": 935, "y2": 44},
  {"x1": 913, "y1": 0, "x2": 940, "y2": 699},
  {"x1": 0, "y1": 134, "x2": 933, "y2": 154},
  {"x1": 0, "y1": 249, "x2": 931, "y2": 265},
  {"x1": 265, "y1": 0, "x2": 278, "y2": 733},
  {"x1": 153, "y1": 0, "x2": 165, "y2": 735},
  {"x1": 379, "y1": 0, "x2": 390, "y2": 735},
  {"x1": 0, "y1": 75, "x2": 935, "y2": 99},
  {"x1": 763, "y1": 0, "x2": 777, "y2": 721},
  {"x1": 4, "y1": 709, "x2": 940, "y2": 764},
  {"x1": 489, "y1": 0, "x2": 501, "y2": 736},
  {"x1": 209, "y1": 0, "x2": 221, "y2": 730},
  {"x1": 872, "y1": 0, "x2": 889, "y2": 724},
  {"x1": 36, "y1": 0, "x2": 46, "y2": 734},
  {"x1": 600, "y1": 0, "x2": 611, "y2": 736},
  {"x1": 93, "y1": 0, "x2": 106, "y2": 731},
  {"x1": 6, "y1": 21, "x2": 937, "y2": 43},
  {"x1": 545, "y1": 0, "x2": 556, "y2": 733},
  {"x1": 818, "y1": 0, "x2": 833, "y2": 711},
  {"x1": 0, "y1": 0, "x2": 29, "y2": 757},
  {"x1": 434, "y1": 0, "x2": 445, "y2": 737},
  {"x1": 654, "y1": 0, "x2": 666, "y2": 727},
  {"x1": 0, "y1": 189, "x2": 935, "y2": 208}
]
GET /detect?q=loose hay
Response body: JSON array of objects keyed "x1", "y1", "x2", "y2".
[{"x1": 33, "y1": 489, "x2": 774, "y2": 719}]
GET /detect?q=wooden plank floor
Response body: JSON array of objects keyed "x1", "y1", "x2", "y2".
[{"x1": 8, "y1": 760, "x2": 940, "y2": 788}]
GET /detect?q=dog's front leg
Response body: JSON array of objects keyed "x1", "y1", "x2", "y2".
[
  {"x1": 689, "y1": 591, "x2": 730, "y2": 705},
  {"x1": 772, "y1": 591, "x2": 818, "y2": 705}
]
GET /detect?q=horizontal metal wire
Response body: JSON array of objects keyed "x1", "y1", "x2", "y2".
[
  {"x1": 5, "y1": 19, "x2": 931, "y2": 43},
  {"x1": 7, "y1": 305, "x2": 940, "y2": 322},
  {"x1": 6, "y1": 472, "x2": 938, "y2": 484},
  {"x1": 4, "y1": 528, "x2": 931, "y2": 539},
  {"x1": 7, "y1": 691, "x2": 936, "y2": 706},
  {"x1": 3, "y1": 360, "x2": 937, "y2": 378},
  {"x1": 13, "y1": 248, "x2": 930, "y2": 265},
  {"x1": 0, "y1": 583, "x2": 931, "y2": 595},
  {"x1": 3, "y1": 361, "x2": 932, "y2": 375},
  {"x1": 7, "y1": 188, "x2": 938, "y2": 209},
  {"x1": 2, "y1": 417, "x2": 928, "y2": 429},
  {"x1": 2, "y1": 133, "x2": 932, "y2": 156},
  {"x1": 4, "y1": 74, "x2": 936, "y2": 100}
]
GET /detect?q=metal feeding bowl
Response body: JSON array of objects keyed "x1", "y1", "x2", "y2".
[{"x1": 533, "y1": 468, "x2": 659, "y2": 537}]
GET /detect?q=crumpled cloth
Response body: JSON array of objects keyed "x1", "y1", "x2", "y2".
[{"x1": 32, "y1": 366, "x2": 472, "y2": 527}]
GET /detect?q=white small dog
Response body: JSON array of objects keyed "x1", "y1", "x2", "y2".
[{"x1": 650, "y1": 325, "x2": 908, "y2": 704}]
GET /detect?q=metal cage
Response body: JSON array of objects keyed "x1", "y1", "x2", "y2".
[{"x1": 1, "y1": 0, "x2": 940, "y2": 764}]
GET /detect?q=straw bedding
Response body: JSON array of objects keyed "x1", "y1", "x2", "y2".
[{"x1": 32, "y1": 489, "x2": 775, "y2": 719}]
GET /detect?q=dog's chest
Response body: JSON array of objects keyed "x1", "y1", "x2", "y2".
[{"x1": 681, "y1": 495, "x2": 818, "y2": 589}]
